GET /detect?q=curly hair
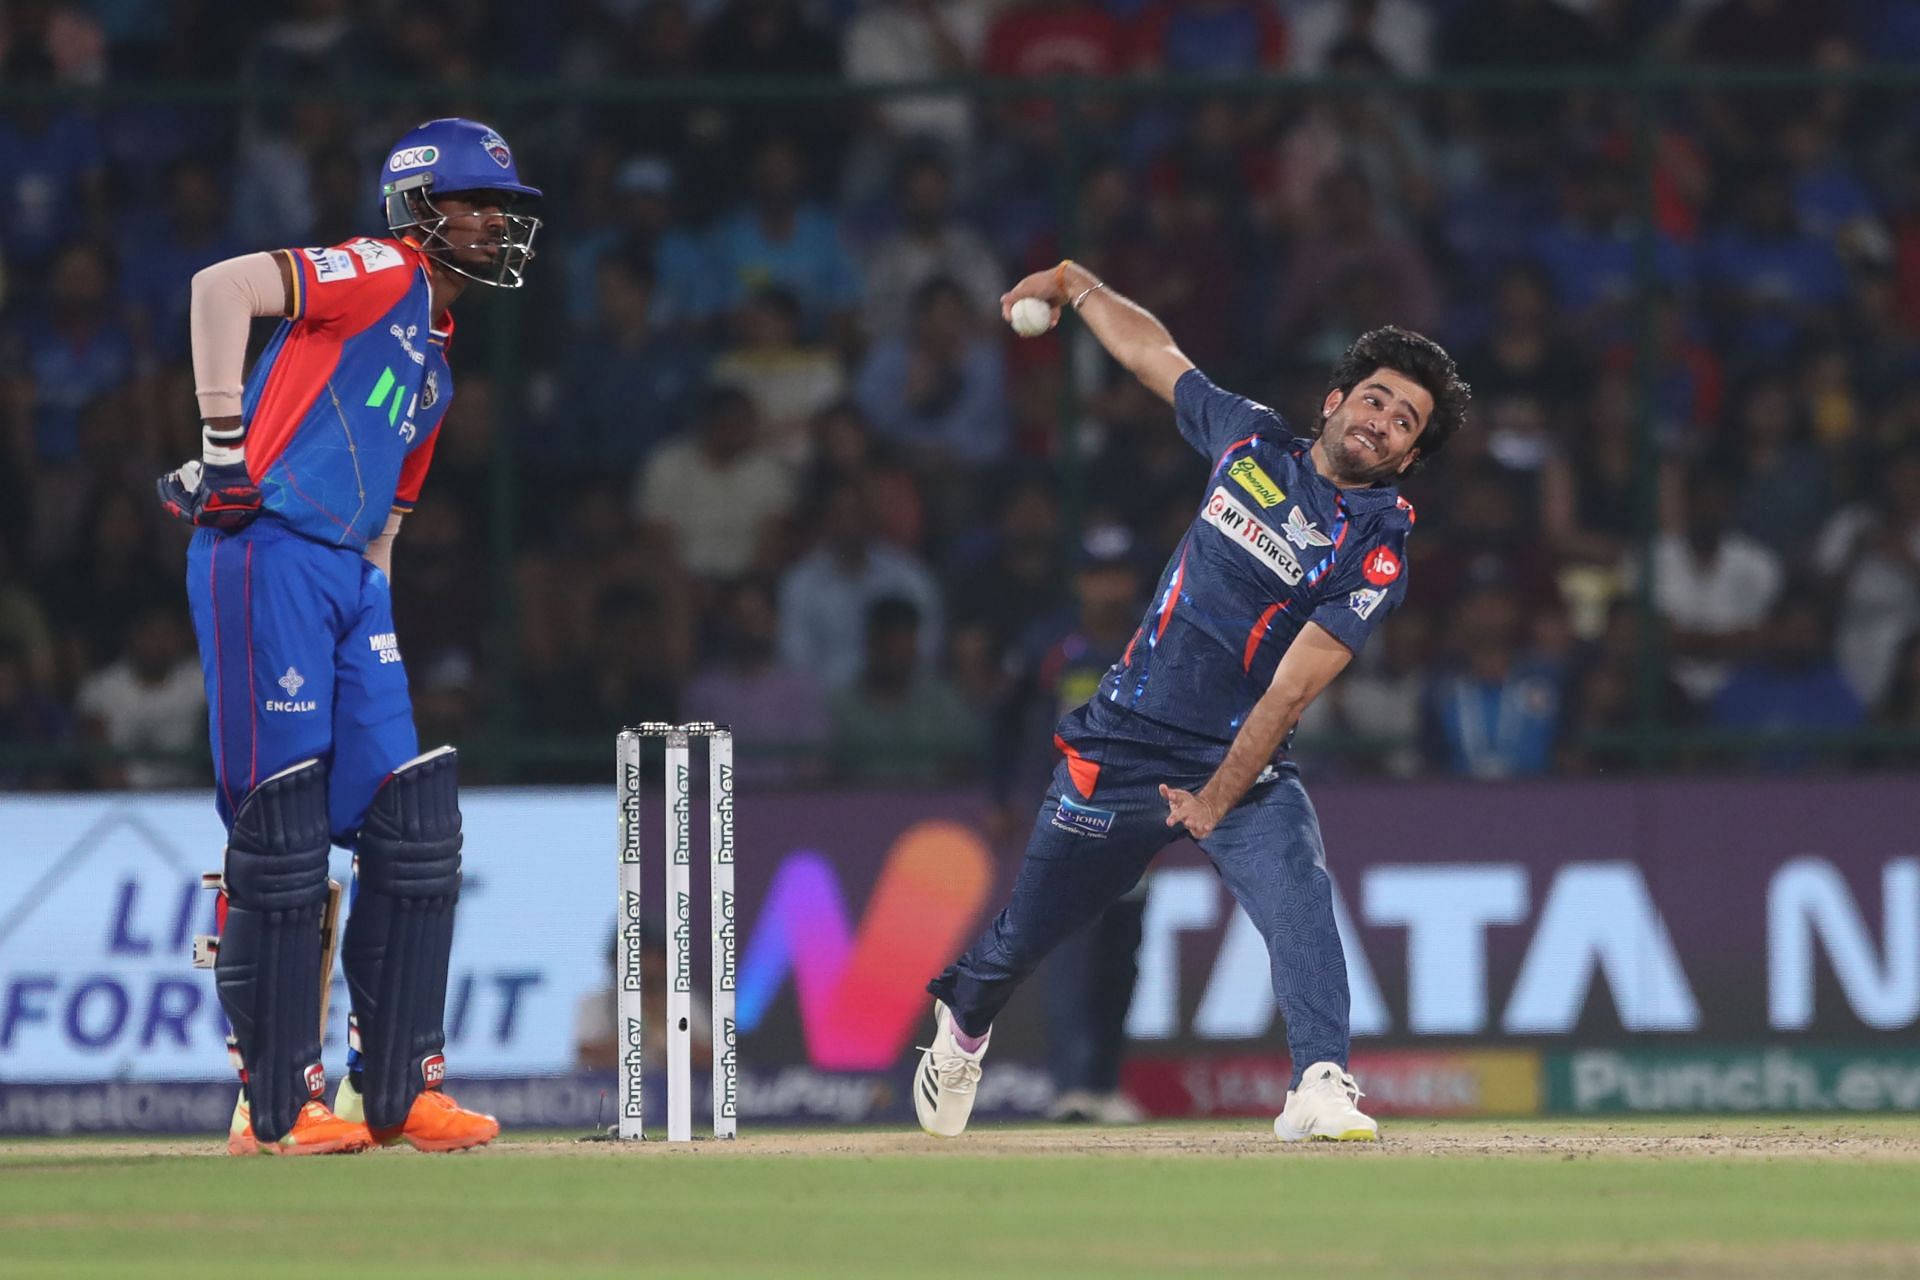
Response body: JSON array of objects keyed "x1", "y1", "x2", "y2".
[{"x1": 1325, "y1": 326, "x2": 1471, "y2": 468}]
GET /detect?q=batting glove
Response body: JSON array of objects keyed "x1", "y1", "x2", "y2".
[{"x1": 157, "y1": 422, "x2": 263, "y2": 531}]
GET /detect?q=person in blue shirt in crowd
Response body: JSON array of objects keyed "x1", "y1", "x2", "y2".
[
  {"x1": 1702, "y1": 166, "x2": 1850, "y2": 358},
  {"x1": 708, "y1": 136, "x2": 862, "y2": 343},
  {"x1": 1714, "y1": 590, "x2": 1866, "y2": 769},
  {"x1": 7, "y1": 241, "x2": 136, "y2": 465},
  {"x1": 1427, "y1": 585, "x2": 1565, "y2": 778}
]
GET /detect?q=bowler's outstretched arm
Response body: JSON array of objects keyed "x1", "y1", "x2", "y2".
[{"x1": 1000, "y1": 260, "x2": 1195, "y2": 405}]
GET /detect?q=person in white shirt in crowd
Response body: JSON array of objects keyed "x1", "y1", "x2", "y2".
[
  {"x1": 860, "y1": 150, "x2": 1004, "y2": 337},
  {"x1": 632, "y1": 385, "x2": 796, "y2": 582},
  {"x1": 74, "y1": 607, "x2": 204, "y2": 789},
  {"x1": 1653, "y1": 467, "x2": 1784, "y2": 707},
  {"x1": 1813, "y1": 447, "x2": 1920, "y2": 707}
]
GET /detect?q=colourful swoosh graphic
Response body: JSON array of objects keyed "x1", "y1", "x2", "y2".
[{"x1": 737, "y1": 821, "x2": 994, "y2": 1070}]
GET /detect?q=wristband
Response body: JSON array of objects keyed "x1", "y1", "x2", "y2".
[{"x1": 202, "y1": 421, "x2": 249, "y2": 469}]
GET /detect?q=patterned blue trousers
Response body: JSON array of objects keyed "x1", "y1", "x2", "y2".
[{"x1": 928, "y1": 700, "x2": 1350, "y2": 1088}]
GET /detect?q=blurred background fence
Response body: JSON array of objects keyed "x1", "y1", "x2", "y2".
[{"x1": 3, "y1": 2, "x2": 1920, "y2": 787}]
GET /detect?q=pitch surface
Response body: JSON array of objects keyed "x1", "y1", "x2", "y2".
[{"x1": 5, "y1": 1119, "x2": 1918, "y2": 1277}]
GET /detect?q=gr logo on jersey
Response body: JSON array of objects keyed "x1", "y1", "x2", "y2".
[
  {"x1": 1362, "y1": 545, "x2": 1403, "y2": 586},
  {"x1": 1203, "y1": 488, "x2": 1304, "y2": 585},
  {"x1": 388, "y1": 145, "x2": 439, "y2": 171}
]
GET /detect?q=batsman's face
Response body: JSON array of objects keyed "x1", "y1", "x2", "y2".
[
  {"x1": 434, "y1": 193, "x2": 510, "y2": 267},
  {"x1": 1320, "y1": 367, "x2": 1431, "y2": 484}
]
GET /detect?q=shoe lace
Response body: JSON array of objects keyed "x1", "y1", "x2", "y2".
[
  {"x1": 1309, "y1": 1067, "x2": 1364, "y2": 1105},
  {"x1": 918, "y1": 1047, "x2": 983, "y2": 1096}
]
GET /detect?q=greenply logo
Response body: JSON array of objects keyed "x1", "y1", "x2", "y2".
[
  {"x1": 1226, "y1": 457, "x2": 1284, "y2": 508},
  {"x1": 1549, "y1": 1048, "x2": 1920, "y2": 1113}
]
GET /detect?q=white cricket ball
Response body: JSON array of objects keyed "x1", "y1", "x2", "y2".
[{"x1": 1009, "y1": 296, "x2": 1053, "y2": 338}]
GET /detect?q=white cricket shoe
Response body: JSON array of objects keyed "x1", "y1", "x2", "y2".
[
  {"x1": 914, "y1": 1001, "x2": 989, "y2": 1138},
  {"x1": 1274, "y1": 1061, "x2": 1378, "y2": 1142}
]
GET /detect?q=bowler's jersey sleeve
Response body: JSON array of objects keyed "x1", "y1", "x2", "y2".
[
  {"x1": 1307, "y1": 505, "x2": 1413, "y2": 658},
  {"x1": 1174, "y1": 368, "x2": 1290, "y2": 463}
]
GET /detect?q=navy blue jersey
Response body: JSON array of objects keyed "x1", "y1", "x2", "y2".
[{"x1": 1096, "y1": 369, "x2": 1415, "y2": 744}]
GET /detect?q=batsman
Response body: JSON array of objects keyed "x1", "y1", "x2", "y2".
[
  {"x1": 158, "y1": 119, "x2": 540, "y2": 1155},
  {"x1": 918, "y1": 263, "x2": 1469, "y2": 1142}
]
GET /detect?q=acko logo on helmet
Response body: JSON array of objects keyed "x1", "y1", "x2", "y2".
[{"x1": 388, "y1": 145, "x2": 439, "y2": 171}]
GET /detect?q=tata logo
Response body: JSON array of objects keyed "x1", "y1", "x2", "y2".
[{"x1": 389, "y1": 146, "x2": 439, "y2": 172}]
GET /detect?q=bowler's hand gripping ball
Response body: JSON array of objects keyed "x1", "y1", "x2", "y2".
[{"x1": 1009, "y1": 296, "x2": 1053, "y2": 338}]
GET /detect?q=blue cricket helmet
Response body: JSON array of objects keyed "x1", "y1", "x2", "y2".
[{"x1": 382, "y1": 118, "x2": 543, "y2": 288}]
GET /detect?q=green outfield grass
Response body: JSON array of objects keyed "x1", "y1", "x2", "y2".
[{"x1": 5, "y1": 1119, "x2": 1920, "y2": 1278}]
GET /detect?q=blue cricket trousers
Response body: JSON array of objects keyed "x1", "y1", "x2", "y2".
[
  {"x1": 928, "y1": 700, "x2": 1351, "y2": 1083},
  {"x1": 184, "y1": 520, "x2": 419, "y2": 844}
]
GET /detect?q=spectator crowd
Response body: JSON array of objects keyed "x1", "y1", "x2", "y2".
[{"x1": 5, "y1": 0, "x2": 1920, "y2": 789}]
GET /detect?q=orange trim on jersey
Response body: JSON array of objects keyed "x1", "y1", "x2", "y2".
[
  {"x1": 1053, "y1": 734, "x2": 1101, "y2": 798},
  {"x1": 277, "y1": 249, "x2": 305, "y2": 319},
  {"x1": 1214, "y1": 433, "x2": 1261, "y2": 473},
  {"x1": 1242, "y1": 601, "x2": 1287, "y2": 671}
]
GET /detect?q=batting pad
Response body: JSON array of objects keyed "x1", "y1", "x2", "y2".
[
  {"x1": 341, "y1": 746, "x2": 464, "y2": 1133},
  {"x1": 216, "y1": 758, "x2": 332, "y2": 1143}
]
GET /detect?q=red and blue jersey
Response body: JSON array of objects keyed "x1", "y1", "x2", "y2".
[
  {"x1": 239, "y1": 237, "x2": 454, "y2": 551},
  {"x1": 1099, "y1": 369, "x2": 1415, "y2": 744}
]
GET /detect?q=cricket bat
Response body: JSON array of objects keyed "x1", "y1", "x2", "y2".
[{"x1": 193, "y1": 875, "x2": 347, "y2": 1039}]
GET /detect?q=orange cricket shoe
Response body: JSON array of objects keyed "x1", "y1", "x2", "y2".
[
  {"x1": 227, "y1": 1092, "x2": 374, "y2": 1157},
  {"x1": 336, "y1": 1074, "x2": 501, "y2": 1153}
]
